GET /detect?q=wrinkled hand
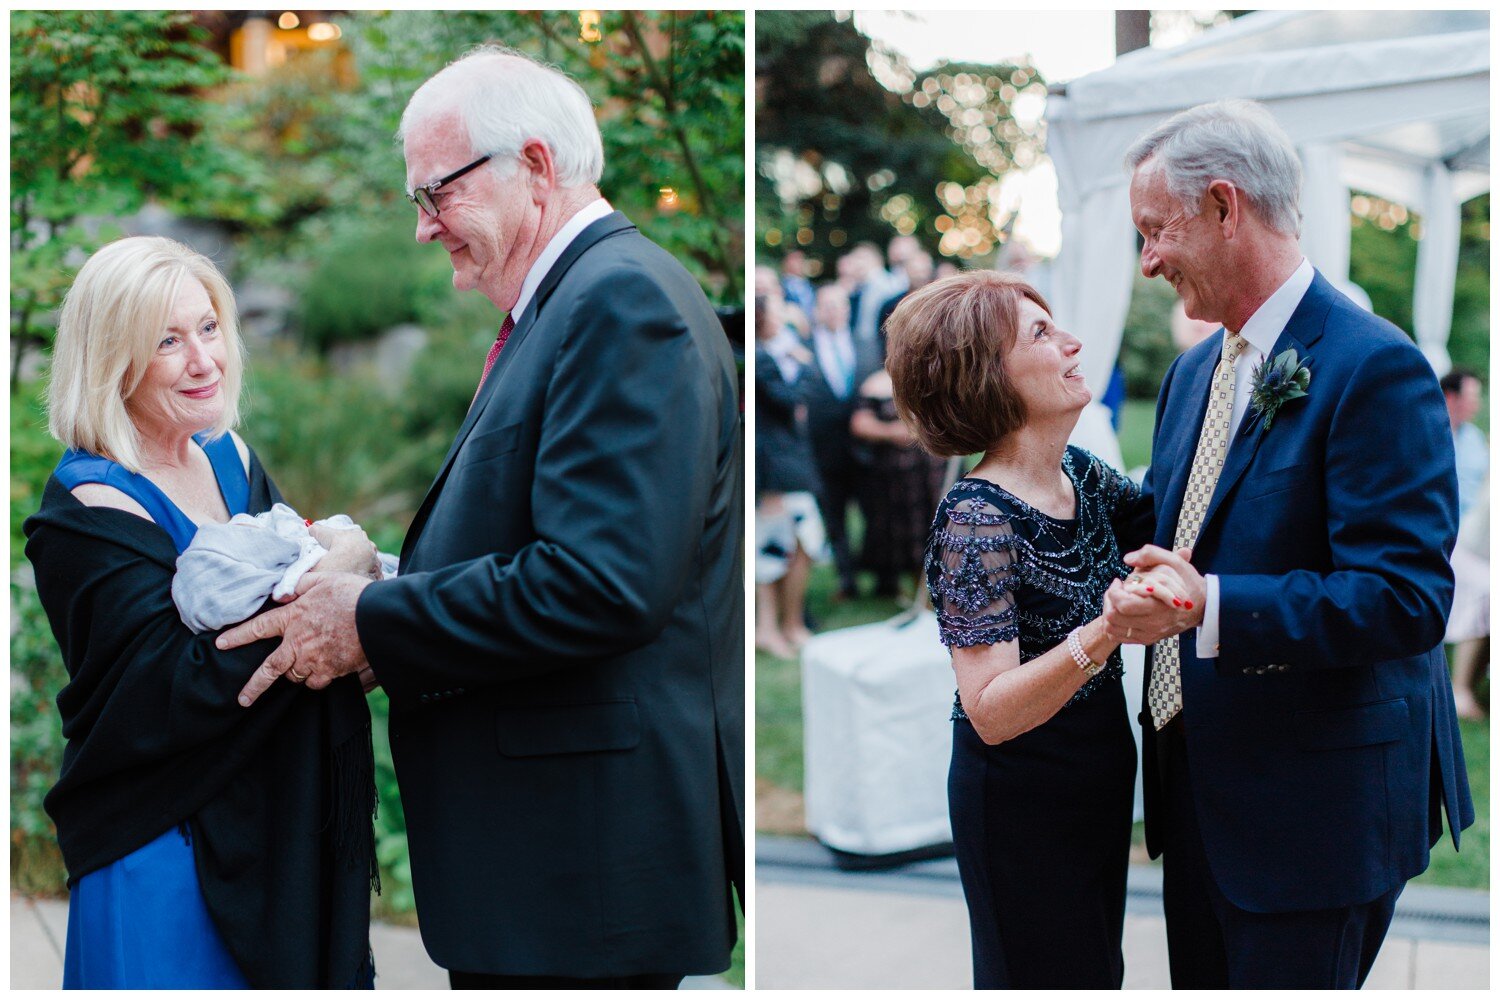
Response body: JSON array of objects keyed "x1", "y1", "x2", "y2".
[
  {"x1": 218, "y1": 571, "x2": 374, "y2": 706},
  {"x1": 308, "y1": 523, "x2": 382, "y2": 580},
  {"x1": 1102, "y1": 545, "x2": 1207, "y2": 645}
]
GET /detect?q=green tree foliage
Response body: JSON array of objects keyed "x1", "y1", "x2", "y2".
[
  {"x1": 755, "y1": 11, "x2": 1041, "y2": 272},
  {"x1": 9, "y1": 11, "x2": 243, "y2": 376},
  {"x1": 1349, "y1": 191, "x2": 1490, "y2": 385}
]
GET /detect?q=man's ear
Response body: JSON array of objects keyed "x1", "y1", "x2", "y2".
[
  {"x1": 1205, "y1": 180, "x2": 1239, "y2": 237},
  {"x1": 519, "y1": 138, "x2": 557, "y2": 203}
]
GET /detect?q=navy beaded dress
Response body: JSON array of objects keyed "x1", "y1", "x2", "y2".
[{"x1": 926, "y1": 446, "x2": 1146, "y2": 989}]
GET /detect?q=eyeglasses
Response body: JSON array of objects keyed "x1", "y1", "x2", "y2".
[{"x1": 407, "y1": 154, "x2": 492, "y2": 217}]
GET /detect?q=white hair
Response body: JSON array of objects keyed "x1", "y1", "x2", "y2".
[
  {"x1": 1125, "y1": 99, "x2": 1302, "y2": 237},
  {"x1": 398, "y1": 45, "x2": 604, "y2": 187},
  {"x1": 47, "y1": 236, "x2": 244, "y2": 473}
]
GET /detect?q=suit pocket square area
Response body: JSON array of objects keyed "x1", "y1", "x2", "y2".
[
  {"x1": 1294, "y1": 697, "x2": 1407, "y2": 751},
  {"x1": 495, "y1": 699, "x2": 641, "y2": 757}
]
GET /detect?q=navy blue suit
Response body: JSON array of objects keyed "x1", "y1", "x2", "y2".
[{"x1": 1139, "y1": 271, "x2": 1473, "y2": 985}]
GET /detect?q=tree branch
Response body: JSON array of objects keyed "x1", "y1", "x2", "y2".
[{"x1": 619, "y1": 11, "x2": 739, "y2": 300}]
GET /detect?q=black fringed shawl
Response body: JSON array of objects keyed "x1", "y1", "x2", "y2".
[{"x1": 23, "y1": 451, "x2": 377, "y2": 988}]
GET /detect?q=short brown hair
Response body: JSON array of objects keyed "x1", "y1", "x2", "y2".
[{"x1": 885, "y1": 270, "x2": 1050, "y2": 457}]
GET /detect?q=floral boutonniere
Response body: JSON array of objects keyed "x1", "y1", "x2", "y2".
[{"x1": 1246, "y1": 348, "x2": 1311, "y2": 433}]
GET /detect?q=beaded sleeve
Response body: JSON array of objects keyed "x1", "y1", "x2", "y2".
[{"x1": 929, "y1": 496, "x2": 1024, "y2": 649}]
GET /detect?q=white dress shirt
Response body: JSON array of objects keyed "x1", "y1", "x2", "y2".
[
  {"x1": 811, "y1": 324, "x2": 857, "y2": 399},
  {"x1": 1197, "y1": 257, "x2": 1314, "y2": 658},
  {"x1": 510, "y1": 197, "x2": 614, "y2": 325}
]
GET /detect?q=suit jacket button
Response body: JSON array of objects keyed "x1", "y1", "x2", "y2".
[
  {"x1": 1137, "y1": 711, "x2": 1152, "y2": 727},
  {"x1": 420, "y1": 694, "x2": 430, "y2": 703}
]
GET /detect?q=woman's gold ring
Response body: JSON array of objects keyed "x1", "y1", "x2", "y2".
[{"x1": 288, "y1": 667, "x2": 309, "y2": 684}]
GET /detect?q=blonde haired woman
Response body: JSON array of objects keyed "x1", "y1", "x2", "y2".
[{"x1": 25, "y1": 236, "x2": 378, "y2": 988}]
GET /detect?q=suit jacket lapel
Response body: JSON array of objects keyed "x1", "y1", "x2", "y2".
[
  {"x1": 1197, "y1": 271, "x2": 1335, "y2": 534},
  {"x1": 402, "y1": 211, "x2": 638, "y2": 560}
]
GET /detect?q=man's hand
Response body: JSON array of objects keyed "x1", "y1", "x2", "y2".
[
  {"x1": 1103, "y1": 545, "x2": 1207, "y2": 644},
  {"x1": 218, "y1": 571, "x2": 374, "y2": 706}
]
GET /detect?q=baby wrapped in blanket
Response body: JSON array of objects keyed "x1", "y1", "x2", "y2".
[{"x1": 173, "y1": 503, "x2": 399, "y2": 634}]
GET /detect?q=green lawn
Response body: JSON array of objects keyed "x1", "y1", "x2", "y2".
[{"x1": 757, "y1": 396, "x2": 1491, "y2": 890}]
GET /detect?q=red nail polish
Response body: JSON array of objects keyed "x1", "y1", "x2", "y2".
[
  {"x1": 1184, "y1": 601, "x2": 1194, "y2": 610},
  {"x1": 1146, "y1": 586, "x2": 1154, "y2": 593},
  {"x1": 305, "y1": 518, "x2": 313, "y2": 526},
  {"x1": 1172, "y1": 599, "x2": 1182, "y2": 607}
]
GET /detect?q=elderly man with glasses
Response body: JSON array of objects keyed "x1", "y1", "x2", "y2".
[{"x1": 222, "y1": 45, "x2": 744, "y2": 990}]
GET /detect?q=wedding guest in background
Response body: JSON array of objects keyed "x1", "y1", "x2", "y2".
[
  {"x1": 755, "y1": 294, "x2": 824, "y2": 657},
  {"x1": 885, "y1": 234, "x2": 921, "y2": 291},
  {"x1": 758, "y1": 264, "x2": 807, "y2": 336},
  {"x1": 847, "y1": 241, "x2": 902, "y2": 369},
  {"x1": 849, "y1": 365, "x2": 947, "y2": 600},
  {"x1": 1447, "y1": 477, "x2": 1489, "y2": 721},
  {"x1": 877, "y1": 249, "x2": 936, "y2": 362},
  {"x1": 1440, "y1": 368, "x2": 1488, "y2": 720},
  {"x1": 803, "y1": 283, "x2": 862, "y2": 600},
  {"x1": 1440, "y1": 367, "x2": 1487, "y2": 516},
  {"x1": 780, "y1": 249, "x2": 817, "y2": 325}
]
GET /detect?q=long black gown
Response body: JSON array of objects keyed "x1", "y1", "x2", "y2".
[{"x1": 926, "y1": 445, "x2": 1146, "y2": 989}]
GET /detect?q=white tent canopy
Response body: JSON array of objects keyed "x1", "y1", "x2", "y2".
[{"x1": 1046, "y1": 9, "x2": 1490, "y2": 460}]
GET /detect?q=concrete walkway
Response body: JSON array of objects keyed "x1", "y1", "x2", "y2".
[
  {"x1": 756, "y1": 836, "x2": 1489, "y2": 989},
  {"x1": 11, "y1": 896, "x2": 730, "y2": 989}
]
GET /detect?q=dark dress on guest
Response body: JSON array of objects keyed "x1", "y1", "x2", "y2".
[
  {"x1": 926, "y1": 446, "x2": 1145, "y2": 989},
  {"x1": 856, "y1": 392, "x2": 946, "y2": 586}
]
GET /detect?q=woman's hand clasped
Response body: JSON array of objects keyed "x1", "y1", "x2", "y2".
[{"x1": 1103, "y1": 545, "x2": 1207, "y2": 644}]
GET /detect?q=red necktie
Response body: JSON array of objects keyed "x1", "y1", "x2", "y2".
[{"x1": 472, "y1": 314, "x2": 516, "y2": 405}]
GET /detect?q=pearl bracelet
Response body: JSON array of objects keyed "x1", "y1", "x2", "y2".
[{"x1": 1067, "y1": 627, "x2": 1104, "y2": 677}]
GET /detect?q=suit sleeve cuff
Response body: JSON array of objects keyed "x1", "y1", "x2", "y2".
[{"x1": 1196, "y1": 574, "x2": 1220, "y2": 659}]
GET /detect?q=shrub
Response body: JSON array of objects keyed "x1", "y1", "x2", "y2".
[{"x1": 291, "y1": 214, "x2": 453, "y2": 356}]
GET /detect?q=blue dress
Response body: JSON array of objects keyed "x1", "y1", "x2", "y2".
[{"x1": 56, "y1": 433, "x2": 251, "y2": 989}]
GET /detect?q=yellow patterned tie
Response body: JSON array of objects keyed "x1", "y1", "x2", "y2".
[{"x1": 1148, "y1": 331, "x2": 1248, "y2": 730}]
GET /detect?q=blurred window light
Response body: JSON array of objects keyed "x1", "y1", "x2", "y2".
[
  {"x1": 278, "y1": 11, "x2": 300, "y2": 30},
  {"x1": 579, "y1": 10, "x2": 603, "y2": 44},
  {"x1": 308, "y1": 22, "x2": 341, "y2": 42}
]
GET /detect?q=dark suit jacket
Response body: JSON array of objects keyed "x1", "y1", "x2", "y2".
[
  {"x1": 356, "y1": 212, "x2": 744, "y2": 977},
  {"x1": 801, "y1": 329, "x2": 858, "y2": 476},
  {"x1": 754, "y1": 342, "x2": 820, "y2": 495},
  {"x1": 1139, "y1": 271, "x2": 1472, "y2": 913}
]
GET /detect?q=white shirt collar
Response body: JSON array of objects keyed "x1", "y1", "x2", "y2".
[
  {"x1": 1236, "y1": 257, "x2": 1314, "y2": 357},
  {"x1": 510, "y1": 197, "x2": 614, "y2": 325}
]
